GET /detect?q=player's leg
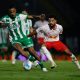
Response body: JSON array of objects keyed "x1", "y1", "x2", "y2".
[
  {"x1": 64, "y1": 48, "x2": 80, "y2": 69},
  {"x1": 40, "y1": 45, "x2": 57, "y2": 68},
  {"x1": 38, "y1": 38, "x2": 57, "y2": 68},
  {"x1": 23, "y1": 37, "x2": 48, "y2": 72},
  {"x1": 13, "y1": 43, "x2": 29, "y2": 58},
  {"x1": 1, "y1": 48, "x2": 7, "y2": 62},
  {"x1": 8, "y1": 44, "x2": 17, "y2": 64},
  {"x1": 55, "y1": 41, "x2": 80, "y2": 69},
  {"x1": 28, "y1": 46, "x2": 48, "y2": 71},
  {"x1": 11, "y1": 50, "x2": 17, "y2": 64}
]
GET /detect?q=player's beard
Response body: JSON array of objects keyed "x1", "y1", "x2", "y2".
[
  {"x1": 49, "y1": 24, "x2": 55, "y2": 29},
  {"x1": 8, "y1": 14, "x2": 16, "y2": 21}
]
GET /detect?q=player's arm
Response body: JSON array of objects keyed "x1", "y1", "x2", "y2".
[
  {"x1": 29, "y1": 27, "x2": 35, "y2": 33},
  {"x1": 59, "y1": 26, "x2": 63, "y2": 34},
  {"x1": 27, "y1": 29, "x2": 37, "y2": 37},
  {"x1": 22, "y1": 10, "x2": 41, "y2": 19},
  {"x1": 27, "y1": 26, "x2": 43, "y2": 37},
  {"x1": 27, "y1": 15, "x2": 41, "y2": 19}
]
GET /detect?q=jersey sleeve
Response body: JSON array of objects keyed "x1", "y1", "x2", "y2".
[
  {"x1": 28, "y1": 19, "x2": 32, "y2": 27},
  {"x1": 59, "y1": 25, "x2": 63, "y2": 34}
]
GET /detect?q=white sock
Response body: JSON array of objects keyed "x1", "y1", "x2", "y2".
[
  {"x1": 12, "y1": 51, "x2": 17, "y2": 64},
  {"x1": 41, "y1": 46, "x2": 56, "y2": 67},
  {"x1": 71, "y1": 54, "x2": 80, "y2": 69}
]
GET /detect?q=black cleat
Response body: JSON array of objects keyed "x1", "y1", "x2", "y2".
[{"x1": 51, "y1": 66, "x2": 55, "y2": 69}]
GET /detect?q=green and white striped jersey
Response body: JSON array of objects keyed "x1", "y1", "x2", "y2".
[
  {"x1": 0, "y1": 27, "x2": 8, "y2": 44},
  {"x1": 26, "y1": 19, "x2": 32, "y2": 35},
  {"x1": 1, "y1": 13, "x2": 29, "y2": 42}
]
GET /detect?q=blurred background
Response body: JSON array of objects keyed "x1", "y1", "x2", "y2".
[{"x1": 0, "y1": 0, "x2": 80, "y2": 60}]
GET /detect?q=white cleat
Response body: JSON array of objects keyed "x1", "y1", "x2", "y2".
[
  {"x1": 78, "y1": 66, "x2": 80, "y2": 69},
  {"x1": 51, "y1": 64, "x2": 57, "y2": 69},
  {"x1": 12, "y1": 60, "x2": 16, "y2": 64},
  {"x1": 42, "y1": 68, "x2": 48, "y2": 72}
]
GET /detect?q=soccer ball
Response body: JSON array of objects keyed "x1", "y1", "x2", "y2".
[{"x1": 23, "y1": 60, "x2": 33, "y2": 70}]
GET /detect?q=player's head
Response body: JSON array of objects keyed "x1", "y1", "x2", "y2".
[
  {"x1": 8, "y1": 5, "x2": 17, "y2": 19},
  {"x1": 48, "y1": 15, "x2": 57, "y2": 28},
  {"x1": 40, "y1": 14, "x2": 46, "y2": 21}
]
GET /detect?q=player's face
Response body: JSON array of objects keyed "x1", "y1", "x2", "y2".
[
  {"x1": 49, "y1": 18, "x2": 56, "y2": 27},
  {"x1": 40, "y1": 14, "x2": 45, "y2": 21},
  {"x1": 8, "y1": 8, "x2": 16, "y2": 19},
  {"x1": 40, "y1": 16, "x2": 45, "y2": 21}
]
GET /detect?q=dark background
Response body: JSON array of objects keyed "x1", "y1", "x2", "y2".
[
  {"x1": 0, "y1": 0, "x2": 80, "y2": 35},
  {"x1": 0, "y1": 0, "x2": 80, "y2": 53}
]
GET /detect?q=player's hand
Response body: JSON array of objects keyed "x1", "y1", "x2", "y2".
[{"x1": 0, "y1": 21, "x2": 9, "y2": 27}]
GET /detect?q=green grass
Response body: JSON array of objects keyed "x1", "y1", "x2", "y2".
[{"x1": 0, "y1": 60, "x2": 80, "y2": 80}]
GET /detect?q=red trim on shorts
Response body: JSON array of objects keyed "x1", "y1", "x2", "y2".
[
  {"x1": 45, "y1": 41, "x2": 68, "y2": 52},
  {"x1": 37, "y1": 38, "x2": 44, "y2": 45}
]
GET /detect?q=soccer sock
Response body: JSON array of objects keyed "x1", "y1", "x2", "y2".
[
  {"x1": 38, "y1": 61, "x2": 44, "y2": 69},
  {"x1": 12, "y1": 51, "x2": 17, "y2": 64},
  {"x1": 41, "y1": 46, "x2": 56, "y2": 67},
  {"x1": 28, "y1": 55, "x2": 36, "y2": 61},
  {"x1": 28, "y1": 55, "x2": 44, "y2": 69},
  {"x1": 71, "y1": 54, "x2": 80, "y2": 69}
]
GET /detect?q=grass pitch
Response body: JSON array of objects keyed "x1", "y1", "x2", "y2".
[{"x1": 0, "y1": 60, "x2": 80, "y2": 80}]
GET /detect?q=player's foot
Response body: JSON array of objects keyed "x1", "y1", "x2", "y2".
[
  {"x1": 78, "y1": 66, "x2": 80, "y2": 69},
  {"x1": 51, "y1": 64, "x2": 57, "y2": 69},
  {"x1": 42, "y1": 68, "x2": 48, "y2": 72},
  {"x1": 12, "y1": 60, "x2": 16, "y2": 64},
  {"x1": 51, "y1": 66, "x2": 56, "y2": 69}
]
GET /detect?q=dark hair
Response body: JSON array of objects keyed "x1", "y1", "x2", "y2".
[
  {"x1": 48, "y1": 15, "x2": 56, "y2": 19},
  {"x1": 8, "y1": 4, "x2": 17, "y2": 10}
]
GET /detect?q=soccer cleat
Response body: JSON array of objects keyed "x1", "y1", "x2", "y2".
[
  {"x1": 51, "y1": 66, "x2": 56, "y2": 69},
  {"x1": 42, "y1": 68, "x2": 48, "y2": 72},
  {"x1": 51, "y1": 64, "x2": 57, "y2": 69},
  {"x1": 71, "y1": 54, "x2": 77, "y2": 61},
  {"x1": 77, "y1": 65, "x2": 80, "y2": 69},
  {"x1": 12, "y1": 60, "x2": 16, "y2": 64},
  {"x1": 71, "y1": 54, "x2": 80, "y2": 69}
]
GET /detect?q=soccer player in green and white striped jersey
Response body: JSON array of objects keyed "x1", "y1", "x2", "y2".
[
  {"x1": 0, "y1": 27, "x2": 8, "y2": 61},
  {"x1": 0, "y1": 6, "x2": 47, "y2": 72}
]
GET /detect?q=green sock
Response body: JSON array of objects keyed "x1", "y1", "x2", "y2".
[
  {"x1": 29, "y1": 55, "x2": 44, "y2": 69},
  {"x1": 28, "y1": 55, "x2": 36, "y2": 61}
]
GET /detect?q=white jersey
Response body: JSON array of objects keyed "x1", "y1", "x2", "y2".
[
  {"x1": 36, "y1": 24, "x2": 63, "y2": 42},
  {"x1": 34, "y1": 20, "x2": 48, "y2": 29},
  {"x1": 34, "y1": 20, "x2": 48, "y2": 38}
]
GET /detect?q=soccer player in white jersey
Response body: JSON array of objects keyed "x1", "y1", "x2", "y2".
[
  {"x1": 33, "y1": 14, "x2": 57, "y2": 68},
  {"x1": 34, "y1": 14, "x2": 49, "y2": 29},
  {"x1": 28, "y1": 16, "x2": 80, "y2": 69},
  {"x1": 0, "y1": 6, "x2": 47, "y2": 72},
  {"x1": 37, "y1": 16, "x2": 80, "y2": 69}
]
